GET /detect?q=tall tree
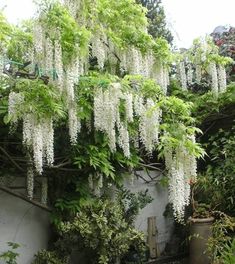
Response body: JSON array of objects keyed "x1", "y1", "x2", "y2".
[{"x1": 137, "y1": 0, "x2": 173, "y2": 43}]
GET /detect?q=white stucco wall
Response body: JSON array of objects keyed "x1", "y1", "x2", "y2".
[
  {"x1": 124, "y1": 171, "x2": 174, "y2": 253},
  {"x1": 0, "y1": 170, "x2": 173, "y2": 263},
  {"x1": 0, "y1": 190, "x2": 50, "y2": 264}
]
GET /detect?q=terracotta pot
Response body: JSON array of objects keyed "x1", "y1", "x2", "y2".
[{"x1": 189, "y1": 217, "x2": 214, "y2": 264}]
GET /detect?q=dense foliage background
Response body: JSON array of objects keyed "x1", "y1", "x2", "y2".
[{"x1": 0, "y1": 0, "x2": 234, "y2": 263}]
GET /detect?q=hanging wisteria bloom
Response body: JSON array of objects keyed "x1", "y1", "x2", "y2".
[
  {"x1": 128, "y1": 48, "x2": 142, "y2": 75},
  {"x1": 117, "y1": 121, "x2": 130, "y2": 158},
  {"x1": 176, "y1": 144, "x2": 196, "y2": 207},
  {"x1": 179, "y1": 61, "x2": 187, "y2": 90},
  {"x1": 44, "y1": 37, "x2": 54, "y2": 77},
  {"x1": 92, "y1": 34, "x2": 106, "y2": 69},
  {"x1": 33, "y1": 122, "x2": 44, "y2": 174},
  {"x1": 33, "y1": 23, "x2": 44, "y2": 66},
  {"x1": 65, "y1": 71, "x2": 75, "y2": 103},
  {"x1": 42, "y1": 118, "x2": 54, "y2": 166},
  {"x1": 123, "y1": 92, "x2": 134, "y2": 122},
  {"x1": 27, "y1": 166, "x2": 34, "y2": 200},
  {"x1": 133, "y1": 95, "x2": 145, "y2": 117},
  {"x1": 22, "y1": 114, "x2": 55, "y2": 174},
  {"x1": 195, "y1": 64, "x2": 202, "y2": 83},
  {"x1": 168, "y1": 158, "x2": 186, "y2": 221},
  {"x1": 23, "y1": 114, "x2": 34, "y2": 146},
  {"x1": 201, "y1": 39, "x2": 207, "y2": 62},
  {"x1": 64, "y1": 0, "x2": 81, "y2": 18},
  {"x1": 94, "y1": 83, "x2": 121, "y2": 152},
  {"x1": 54, "y1": 37, "x2": 64, "y2": 91},
  {"x1": 164, "y1": 135, "x2": 198, "y2": 221},
  {"x1": 186, "y1": 135, "x2": 197, "y2": 181},
  {"x1": 162, "y1": 66, "x2": 169, "y2": 95},
  {"x1": 141, "y1": 54, "x2": 150, "y2": 78},
  {"x1": 68, "y1": 104, "x2": 81, "y2": 145},
  {"x1": 187, "y1": 64, "x2": 193, "y2": 86},
  {"x1": 218, "y1": 64, "x2": 227, "y2": 93},
  {"x1": 139, "y1": 99, "x2": 162, "y2": 153},
  {"x1": 155, "y1": 63, "x2": 164, "y2": 89},
  {"x1": 209, "y1": 62, "x2": 219, "y2": 97},
  {"x1": 0, "y1": 57, "x2": 4, "y2": 76},
  {"x1": 8, "y1": 92, "x2": 24, "y2": 123}
]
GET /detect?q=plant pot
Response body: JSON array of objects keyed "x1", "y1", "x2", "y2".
[{"x1": 189, "y1": 216, "x2": 214, "y2": 264}]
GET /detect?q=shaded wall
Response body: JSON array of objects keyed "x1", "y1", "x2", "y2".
[
  {"x1": 0, "y1": 190, "x2": 50, "y2": 264},
  {"x1": 124, "y1": 170, "x2": 174, "y2": 253}
]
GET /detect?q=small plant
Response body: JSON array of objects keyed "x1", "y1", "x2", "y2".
[
  {"x1": 117, "y1": 187, "x2": 154, "y2": 224},
  {"x1": 192, "y1": 202, "x2": 212, "y2": 219},
  {"x1": 33, "y1": 188, "x2": 152, "y2": 264},
  {"x1": 0, "y1": 242, "x2": 20, "y2": 264},
  {"x1": 220, "y1": 239, "x2": 235, "y2": 264},
  {"x1": 59, "y1": 197, "x2": 147, "y2": 264},
  {"x1": 32, "y1": 250, "x2": 69, "y2": 264},
  {"x1": 207, "y1": 212, "x2": 235, "y2": 263}
]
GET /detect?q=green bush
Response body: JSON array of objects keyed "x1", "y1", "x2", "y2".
[{"x1": 32, "y1": 250, "x2": 69, "y2": 264}]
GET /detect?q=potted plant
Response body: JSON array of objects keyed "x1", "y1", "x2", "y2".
[
  {"x1": 188, "y1": 166, "x2": 235, "y2": 264},
  {"x1": 188, "y1": 178, "x2": 215, "y2": 264},
  {"x1": 189, "y1": 203, "x2": 214, "y2": 264}
]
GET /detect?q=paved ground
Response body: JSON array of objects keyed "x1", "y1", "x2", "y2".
[
  {"x1": 165, "y1": 260, "x2": 188, "y2": 264},
  {"x1": 148, "y1": 257, "x2": 189, "y2": 264}
]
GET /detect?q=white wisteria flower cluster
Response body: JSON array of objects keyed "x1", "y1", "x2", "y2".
[
  {"x1": 176, "y1": 36, "x2": 230, "y2": 94},
  {"x1": 8, "y1": 92, "x2": 55, "y2": 175},
  {"x1": 23, "y1": 115, "x2": 54, "y2": 174},
  {"x1": 209, "y1": 62, "x2": 219, "y2": 96},
  {"x1": 94, "y1": 83, "x2": 162, "y2": 157},
  {"x1": 8, "y1": 92, "x2": 24, "y2": 123},
  {"x1": 178, "y1": 61, "x2": 187, "y2": 90},
  {"x1": 32, "y1": 22, "x2": 83, "y2": 145},
  {"x1": 0, "y1": 57, "x2": 4, "y2": 77},
  {"x1": 209, "y1": 62, "x2": 227, "y2": 96},
  {"x1": 164, "y1": 136, "x2": 197, "y2": 221},
  {"x1": 94, "y1": 83, "x2": 123, "y2": 153},
  {"x1": 27, "y1": 166, "x2": 34, "y2": 200},
  {"x1": 138, "y1": 98, "x2": 162, "y2": 153},
  {"x1": 177, "y1": 59, "x2": 227, "y2": 96},
  {"x1": 119, "y1": 48, "x2": 169, "y2": 94},
  {"x1": 68, "y1": 104, "x2": 81, "y2": 145},
  {"x1": 92, "y1": 34, "x2": 107, "y2": 69}
]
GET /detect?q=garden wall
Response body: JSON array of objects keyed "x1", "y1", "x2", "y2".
[
  {"x1": 0, "y1": 189, "x2": 50, "y2": 264},
  {"x1": 0, "y1": 170, "x2": 174, "y2": 263},
  {"x1": 124, "y1": 170, "x2": 174, "y2": 254}
]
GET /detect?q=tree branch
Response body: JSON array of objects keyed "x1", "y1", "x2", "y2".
[
  {"x1": 139, "y1": 162, "x2": 163, "y2": 172},
  {"x1": 0, "y1": 146, "x2": 25, "y2": 172}
]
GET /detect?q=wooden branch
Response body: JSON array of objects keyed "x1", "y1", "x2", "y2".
[
  {"x1": 134, "y1": 170, "x2": 162, "y2": 184},
  {"x1": 139, "y1": 162, "x2": 163, "y2": 172},
  {"x1": 134, "y1": 171, "x2": 153, "y2": 184},
  {"x1": 0, "y1": 146, "x2": 25, "y2": 172},
  {"x1": 0, "y1": 185, "x2": 52, "y2": 212},
  {"x1": 50, "y1": 167, "x2": 80, "y2": 172},
  {"x1": 51, "y1": 160, "x2": 71, "y2": 169},
  {"x1": 198, "y1": 121, "x2": 216, "y2": 139},
  {"x1": 102, "y1": 41, "x2": 121, "y2": 62}
]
